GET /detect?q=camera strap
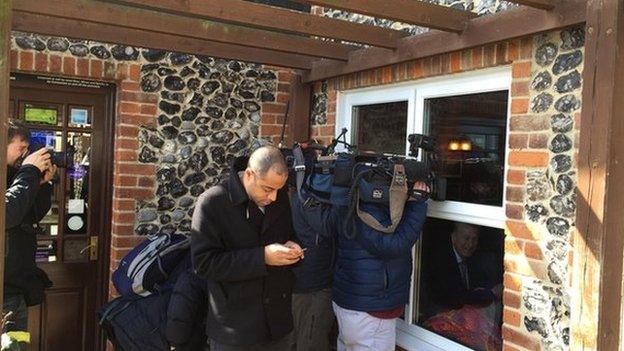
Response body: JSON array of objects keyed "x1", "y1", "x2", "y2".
[
  {"x1": 356, "y1": 164, "x2": 408, "y2": 234},
  {"x1": 292, "y1": 144, "x2": 307, "y2": 204}
]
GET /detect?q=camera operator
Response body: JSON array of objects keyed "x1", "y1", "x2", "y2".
[
  {"x1": 331, "y1": 181, "x2": 429, "y2": 351},
  {"x1": 3, "y1": 119, "x2": 55, "y2": 332}
]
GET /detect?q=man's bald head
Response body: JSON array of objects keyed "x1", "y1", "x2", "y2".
[{"x1": 247, "y1": 145, "x2": 288, "y2": 178}]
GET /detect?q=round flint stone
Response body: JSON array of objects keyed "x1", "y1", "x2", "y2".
[
  {"x1": 111, "y1": 45, "x2": 139, "y2": 61},
  {"x1": 211, "y1": 130, "x2": 234, "y2": 144},
  {"x1": 526, "y1": 204, "x2": 549, "y2": 222},
  {"x1": 553, "y1": 50, "x2": 583, "y2": 75},
  {"x1": 158, "y1": 197, "x2": 176, "y2": 211},
  {"x1": 179, "y1": 146, "x2": 193, "y2": 159},
  {"x1": 141, "y1": 73, "x2": 161, "y2": 92},
  {"x1": 211, "y1": 147, "x2": 226, "y2": 164},
  {"x1": 182, "y1": 107, "x2": 201, "y2": 121},
  {"x1": 171, "y1": 116, "x2": 182, "y2": 127},
  {"x1": 196, "y1": 125, "x2": 210, "y2": 137},
  {"x1": 139, "y1": 147, "x2": 158, "y2": 163},
  {"x1": 137, "y1": 209, "x2": 158, "y2": 223},
  {"x1": 238, "y1": 90, "x2": 256, "y2": 100},
  {"x1": 555, "y1": 70, "x2": 581, "y2": 93},
  {"x1": 148, "y1": 135, "x2": 164, "y2": 148},
  {"x1": 189, "y1": 93, "x2": 204, "y2": 107},
  {"x1": 180, "y1": 66, "x2": 195, "y2": 77},
  {"x1": 551, "y1": 114, "x2": 573, "y2": 133},
  {"x1": 191, "y1": 184, "x2": 205, "y2": 197},
  {"x1": 169, "y1": 179, "x2": 188, "y2": 198},
  {"x1": 224, "y1": 108, "x2": 238, "y2": 120},
  {"x1": 178, "y1": 131, "x2": 197, "y2": 145},
  {"x1": 180, "y1": 220, "x2": 192, "y2": 232},
  {"x1": 201, "y1": 81, "x2": 221, "y2": 96},
  {"x1": 160, "y1": 100, "x2": 181, "y2": 115},
  {"x1": 90, "y1": 45, "x2": 111, "y2": 59},
  {"x1": 524, "y1": 317, "x2": 549, "y2": 339},
  {"x1": 205, "y1": 106, "x2": 223, "y2": 119},
  {"x1": 184, "y1": 173, "x2": 206, "y2": 187},
  {"x1": 47, "y1": 38, "x2": 69, "y2": 52},
  {"x1": 535, "y1": 43, "x2": 558, "y2": 67},
  {"x1": 212, "y1": 93, "x2": 229, "y2": 108},
  {"x1": 549, "y1": 134, "x2": 572, "y2": 153},
  {"x1": 160, "y1": 126, "x2": 179, "y2": 140},
  {"x1": 555, "y1": 94, "x2": 581, "y2": 113},
  {"x1": 228, "y1": 139, "x2": 248, "y2": 154},
  {"x1": 142, "y1": 49, "x2": 168, "y2": 62},
  {"x1": 162, "y1": 154, "x2": 177, "y2": 163},
  {"x1": 157, "y1": 183, "x2": 170, "y2": 196},
  {"x1": 187, "y1": 78, "x2": 201, "y2": 91},
  {"x1": 191, "y1": 151, "x2": 209, "y2": 171},
  {"x1": 142, "y1": 63, "x2": 159, "y2": 73},
  {"x1": 531, "y1": 93, "x2": 554, "y2": 113},
  {"x1": 244, "y1": 101, "x2": 260, "y2": 113},
  {"x1": 161, "y1": 91, "x2": 186, "y2": 103},
  {"x1": 164, "y1": 76, "x2": 186, "y2": 91},
  {"x1": 240, "y1": 79, "x2": 258, "y2": 91},
  {"x1": 178, "y1": 196, "x2": 195, "y2": 208},
  {"x1": 15, "y1": 36, "x2": 46, "y2": 51},
  {"x1": 561, "y1": 26, "x2": 585, "y2": 50},
  {"x1": 69, "y1": 44, "x2": 89, "y2": 57},
  {"x1": 171, "y1": 210, "x2": 186, "y2": 221},
  {"x1": 556, "y1": 174, "x2": 574, "y2": 195},
  {"x1": 551, "y1": 154, "x2": 572, "y2": 173},
  {"x1": 230, "y1": 98, "x2": 243, "y2": 109},
  {"x1": 530, "y1": 71, "x2": 552, "y2": 91},
  {"x1": 170, "y1": 53, "x2": 193, "y2": 66},
  {"x1": 546, "y1": 217, "x2": 570, "y2": 237},
  {"x1": 550, "y1": 195, "x2": 576, "y2": 217},
  {"x1": 158, "y1": 67, "x2": 176, "y2": 76},
  {"x1": 228, "y1": 61, "x2": 243, "y2": 72},
  {"x1": 180, "y1": 121, "x2": 195, "y2": 131},
  {"x1": 160, "y1": 214, "x2": 172, "y2": 225},
  {"x1": 157, "y1": 167, "x2": 176, "y2": 182},
  {"x1": 135, "y1": 224, "x2": 159, "y2": 236},
  {"x1": 222, "y1": 82, "x2": 236, "y2": 94},
  {"x1": 261, "y1": 91, "x2": 275, "y2": 102}
]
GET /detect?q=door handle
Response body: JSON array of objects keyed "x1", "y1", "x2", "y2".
[{"x1": 79, "y1": 236, "x2": 98, "y2": 261}]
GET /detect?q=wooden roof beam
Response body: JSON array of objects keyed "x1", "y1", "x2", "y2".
[
  {"x1": 12, "y1": 11, "x2": 315, "y2": 69},
  {"x1": 305, "y1": 0, "x2": 586, "y2": 82},
  {"x1": 103, "y1": 0, "x2": 406, "y2": 49},
  {"x1": 503, "y1": 0, "x2": 555, "y2": 10},
  {"x1": 13, "y1": 0, "x2": 353, "y2": 61},
  {"x1": 292, "y1": 0, "x2": 477, "y2": 33}
]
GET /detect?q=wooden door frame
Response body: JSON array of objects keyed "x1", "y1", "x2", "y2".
[{"x1": 9, "y1": 73, "x2": 116, "y2": 351}]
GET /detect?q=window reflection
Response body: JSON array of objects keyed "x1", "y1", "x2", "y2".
[
  {"x1": 425, "y1": 91, "x2": 508, "y2": 206},
  {"x1": 416, "y1": 218, "x2": 504, "y2": 351},
  {"x1": 353, "y1": 101, "x2": 408, "y2": 155}
]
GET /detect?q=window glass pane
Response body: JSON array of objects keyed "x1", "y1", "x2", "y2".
[
  {"x1": 353, "y1": 101, "x2": 408, "y2": 154},
  {"x1": 415, "y1": 218, "x2": 504, "y2": 351},
  {"x1": 425, "y1": 91, "x2": 508, "y2": 206},
  {"x1": 64, "y1": 132, "x2": 91, "y2": 235},
  {"x1": 22, "y1": 102, "x2": 63, "y2": 127},
  {"x1": 68, "y1": 106, "x2": 92, "y2": 128}
]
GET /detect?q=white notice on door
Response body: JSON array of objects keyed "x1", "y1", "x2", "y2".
[{"x1": 68, "y1": 199, "x2": 85, "y2": 214}]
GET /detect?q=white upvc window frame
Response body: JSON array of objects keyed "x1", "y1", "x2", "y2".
[{"x1": 336, "y1": 67, "x2": 512, "y2": 351}]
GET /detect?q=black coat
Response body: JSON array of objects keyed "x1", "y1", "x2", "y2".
[
  {"x1": 190, "y1": 158, "x2": 296, "y2": 346},
  {"x1": 4, "y1": 165, "x2": 53, "y2": 305},
  {"x1": 166, "y1": 268, "x2": 208, "y2": 350}
]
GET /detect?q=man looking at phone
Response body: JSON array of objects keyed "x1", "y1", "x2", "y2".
[
  {"x1": 3, "y1": 119, "x2": 56, "y2": 331},
  {"x1": 191, "y1": 145, "x2": 303, "y2": 350}
]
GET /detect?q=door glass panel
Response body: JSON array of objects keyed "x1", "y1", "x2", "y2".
[
  {"x1": 68, "y1": 106, "x2": 92, "y2": 128},
  {"x1": 425, "y1": 91, "x2": 508, "y2": 206},
  {"x1": 36, "y1": 240, "x2": 57, "y2": 263},
  {"x1": 21, "y1": 102, "x2": 63, "y2": 127},
  {"x1": 64, "y1": 132, "x2": 91, "y2": 236},
  {"x1": 64, "y1": 238, "x2": 89, "y2": 262},
  {"x1": 352, "y1": 101, "x2": 408, "y2": 154},
  {"x1": 27, "y1": 130, "x2": 62, "y2": 244}
]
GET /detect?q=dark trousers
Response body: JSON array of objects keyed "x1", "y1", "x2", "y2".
[
  {"x1": 292, "y1": 288, "x2": 335, "y2": 351},
  {"x1": 3, "y1": 294, "x2": 28, "y2": 332},
  {"x1": 210, "y1": 333, "x2": 292, "y2": 351}
]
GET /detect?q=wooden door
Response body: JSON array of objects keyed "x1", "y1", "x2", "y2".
[{"x1": 9, "y1": 74, "x2": 115, "y2": 351}]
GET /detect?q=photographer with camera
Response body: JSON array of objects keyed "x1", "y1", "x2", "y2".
[{"x1": 3, "y1": 119, "x2": 55, "y2": 332}]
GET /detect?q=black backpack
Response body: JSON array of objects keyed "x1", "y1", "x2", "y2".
[{"x1": 98, "y1": 290, "x2": 171, "y2": 351}]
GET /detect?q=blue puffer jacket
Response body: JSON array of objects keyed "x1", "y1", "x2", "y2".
[
  {"x1": 332, "y1": 200, "x2": 427, "y2": 312},
  {"x1": 290, "y1": 191, "x2": 339, "y2": 293}
]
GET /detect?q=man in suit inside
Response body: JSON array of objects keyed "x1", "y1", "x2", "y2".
[
  {"x1": 191, "y1": 145, "x2": 304, "y2": 351},
  {"x1": 428, "y1": 222, "x2": 502, "y2": 320}
]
